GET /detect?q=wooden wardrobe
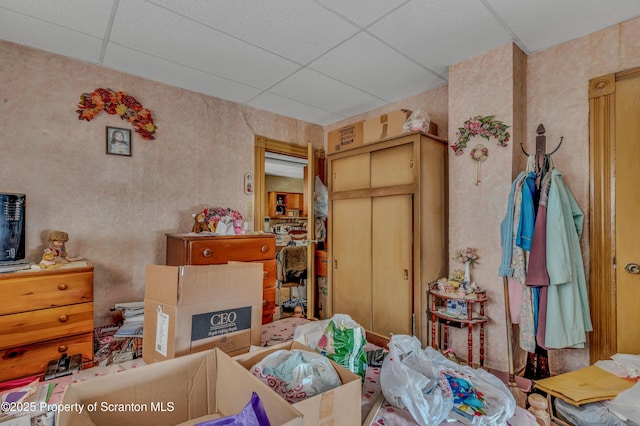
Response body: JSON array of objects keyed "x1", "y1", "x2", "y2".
[{"x1": 327, "y1": 131, "x2": 448, "y2": 343}]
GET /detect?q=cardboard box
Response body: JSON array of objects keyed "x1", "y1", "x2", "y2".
[
  {"x1": 57, "y1": 348, "x2": 303, "y2": 426},
  {"x1": 143, "y1": 263, "x2": 263, "y2": 364},
  {"x1": 363, "y1": 109, "x2": 438, "y2": 144},
  {"x1": 327, "y1": 121, "x2": 364, "y2": 154},
  {"x1": 233, "y1": 341, "x2": 362, "y2": 426}
]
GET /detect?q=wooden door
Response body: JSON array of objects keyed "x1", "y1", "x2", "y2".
[
  {"x1": 615, "y1": 74, "x2": 640, "y2": 353},
  {"x1": 371, "y1": 143, "x2": 414, "y2": 188},
  {"x1": 372, "y1": 194, "x2": 413, "y2": 336},
  {"x1": 332, "y1": 197, "x2": 372, "y2": 330}
]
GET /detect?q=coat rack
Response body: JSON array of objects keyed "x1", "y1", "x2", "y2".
[{"x1": 520, "y1": 124, "x2": 563, "y2": 172}]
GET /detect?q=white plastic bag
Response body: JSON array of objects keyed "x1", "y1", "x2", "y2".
[
  {"x1": 381, "y1": 335, "x2": 453, "y2": 425},
  {"x1": 313, "y1": 176, "x2": 328, "y2": 219},
  {"x1": 607, "y1": 381, "x2": 640, "y2": 423},
  {"x1": 250, "y1": 349, "x2": 341, "y2": 403},
  {"x1": 381, "y1": 335, "x2": 516, "y2": 426},
  {"x1": 402, "y1": 109, "x2": 431, "y2": 133}
]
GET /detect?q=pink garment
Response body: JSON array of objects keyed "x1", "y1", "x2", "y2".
[
  {"x1": 536, "y1": 287, "x2": 548, "y2": 349},
  {"x1": 509, "y1": 277, "x2": 524, "y2": 324},
  {"x1": 526, "y1": 172, "x2": 552, "y2": 286}
]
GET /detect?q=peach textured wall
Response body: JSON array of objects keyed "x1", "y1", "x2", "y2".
[
  {"x1": 447, "y1": 17, "x2": 640, "y2": 374},
  {"x1": 0, "y1": 40, "x2": 323, "y2": 326}
]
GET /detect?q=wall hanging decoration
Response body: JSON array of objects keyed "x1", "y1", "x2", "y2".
[
  {"x1": 77, "y1": 88, "x2": 157, "y2": 140},
  {"x1": 470, "y1": 143, "x2": 488, "y2": 185},
  {"x1": 451, "y1": 115, "x2": 510, "y2": 156}
]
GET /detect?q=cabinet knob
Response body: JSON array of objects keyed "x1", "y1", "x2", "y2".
[
  {"x1": 260, "y1": 245, "x2": 268, "y2": 253},
  {"x1": 58, "y1": 314, "x2": 68, "y2": 322},
  {"x1": 57, "y1": 283, "x2": 68, "y2": 290},
  {"x1": 263, "y1": 270, "x2": 268, "y2": 279},
  {"x1": 202, "y1": 248, "x2": 212, "y2": 258},
  {"x1": 58, "y1": 345, "x2": 68, "y2": 353}
]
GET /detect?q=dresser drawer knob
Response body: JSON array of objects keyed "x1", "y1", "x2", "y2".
[
  {"x1": 202, "y1": 248, "x2": 213, "y2": 258},
  {"x1": 57, "y1": 283, "x2": 68, "y2": 290},
  {"x1": 260, "y1": 245, "x2": 268, "y2": 253},
  {"x1": 263, "y1": 270, "x2": 268, "y2": 279},
  {"x1": 58, "y1": 314, "x2": 68, "y2": 322},
  {"x1": 58, "y1": 345, "x2": 68, "y2": 353}
]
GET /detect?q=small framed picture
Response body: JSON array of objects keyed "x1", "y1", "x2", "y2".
[{"x1": 106, "y1": 126, "x2": 132, "y2": 156}]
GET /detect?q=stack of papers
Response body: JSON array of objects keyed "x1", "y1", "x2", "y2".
[{"x1": 534, "y1": 365, "x2": 636, "y2": 406}]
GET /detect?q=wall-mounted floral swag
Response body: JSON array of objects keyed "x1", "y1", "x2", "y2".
[
  {"x1": 77, "y1": 88, "x2": 157, "y2": 140},
  {"x1": 451, "y1": 115, "x2": 510, "y2": 156}
]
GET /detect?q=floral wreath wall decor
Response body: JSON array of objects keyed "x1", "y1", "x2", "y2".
[
  {"x1": 451, "y1": 115, "x2": 510, "y2": 156},
  {"x1": 77, "y1": 88, "x2": 158, "y2": 140}
]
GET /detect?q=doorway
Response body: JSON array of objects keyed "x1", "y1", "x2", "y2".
[{"x1": 589, "y1": 67, "x2": 640, "y2": 361}]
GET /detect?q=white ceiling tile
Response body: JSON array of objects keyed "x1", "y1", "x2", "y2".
[
  {"x1": 310, "y1": 32, "x2": 446, "y2": 101},
  {"x1": 150, "y1": 0, "x2": 360, "y2": 64},
  {"x1": 487, "y1": 0, "x2": 640, "y2": 53},
  {"x1": 103, "y1": 44, "x2": 262, "y2": 104},
  {"x1": 0, "y1": 9, "x2": 103, "y2": 63},
  {"x1": 269, "y1": 68, "x2": 387, "y2": 117},
  {"x1": 314, "y1": 0, "x2": 407, "y2": 27},
  {"x1": 368, "y1": 0, "x2": 513, "y2": 76},
  {"x1": 109, "y1": 1, "x2": 300, "y2": 89},
  {"x1": 0, "y1": 0, "x2": 113, "y2": 36},
  {"x1": 249, "y1": 92, "x2": 344, "y2": 126}
]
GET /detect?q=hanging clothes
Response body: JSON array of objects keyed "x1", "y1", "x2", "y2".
[{"x1": 544, "y1": 168, "x2": 593, "y2": 349}]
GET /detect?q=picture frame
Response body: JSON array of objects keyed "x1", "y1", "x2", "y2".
[{"x1": 106, "y1": 126, "x2": 132, "y2": 156}]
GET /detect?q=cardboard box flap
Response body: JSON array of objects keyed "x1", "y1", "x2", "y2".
[
  {"x1": 58, "y1": 349, "x2": 220, "y2": 426},
  {"x1": 58, "y1": 349, "x2": 303, "y2": 426},
  {"x1": 145, "y1": 263, "x2": 263, "y2": 306}
]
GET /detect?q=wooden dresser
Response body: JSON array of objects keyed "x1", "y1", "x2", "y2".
[
  {"x1": 0, "y1": 263, "x2": 94, "y2": 381},
  {"x1": 165, "y1": 234, "x2": 277, "y2": 324}
]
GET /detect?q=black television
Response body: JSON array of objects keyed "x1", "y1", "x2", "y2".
[{"x1": 0, "y1": 193, "x2": 26, "y2": 263}]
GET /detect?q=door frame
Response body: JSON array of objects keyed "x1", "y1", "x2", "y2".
[{"x1": 588, "y1": 67, "x2": 640, "y2": 362}]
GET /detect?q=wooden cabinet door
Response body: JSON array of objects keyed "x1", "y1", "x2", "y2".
[
  {"x1": 332, "y1": 197, "x2": 372, "y2": 330},
  {"x1": 372, "y1": 194, "x2": 413, "y2": 336},
  {"x1": 371, "y1": 143, "x2": 414, "y2": 188},
  {"x1": 331, "y1": 152, "x2": 370, "y2": 192}
]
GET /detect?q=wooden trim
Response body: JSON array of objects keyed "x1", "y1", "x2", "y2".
[
  {"x1": 253, "y1": 135, "x2": 308, "y2": 231},
  {"x1": 588, "y1": 74, "x2": 616, "y2": 362}
]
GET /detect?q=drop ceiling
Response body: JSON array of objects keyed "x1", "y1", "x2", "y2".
[{"x1": 1, "y1": 1, "x2": 639, "y2": 126}]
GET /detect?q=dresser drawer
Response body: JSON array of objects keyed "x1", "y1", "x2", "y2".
[
  {"x1": 0, "y1": 270, "x2": 93, "y2": 315},
  {"x1": 0, "y1": 332, "x2": 93, "y2": 382},
  {"x1": 261, "y1": 259, "x2": 277, "y2": 289},
  {"x1": 166, "y1": 234, "x2": 276, "y2": 265},
  {"x1": 0, "y1": 302, "x2": 94, "y2": 349},
  {"x1": 262, "y1": 287, "x2": 276, "y2": 324}
]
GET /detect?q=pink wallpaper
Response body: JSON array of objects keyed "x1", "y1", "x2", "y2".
[{"x1": 0, "y1": 40, "x2": 323, "y2": 326}]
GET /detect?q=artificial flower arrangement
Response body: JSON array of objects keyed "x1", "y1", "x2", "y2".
[
  {"x1": 451, "y1": 115, "x2": 510, "y2": 156},
  {"x1": 453, "y1": 247, "x2": 480, "y2": 265},
  {"x1": 77, "y1": 88, "x2": 157, "y2": 140},
  {"x1": 193, "y1": 207, "x2": 244, "y2": 235}
]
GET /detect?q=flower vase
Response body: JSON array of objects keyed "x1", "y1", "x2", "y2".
[{"x1": 464, "y1": 261, "x2": 471, "y2": 282}]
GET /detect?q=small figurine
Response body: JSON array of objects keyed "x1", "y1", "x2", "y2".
[
  {"x1": 192, "y1": 212, "x2": 209, "y2": 233},
  {"x1": 39, "y1": 249, "x2": 63, "y2": 269},
  {"x1": 40, "y1": 231, "x2": 82, "y2": 268}
]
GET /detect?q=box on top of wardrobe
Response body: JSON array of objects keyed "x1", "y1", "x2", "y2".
[{"x1": 363, "y1": 109, "x2": 438, "y2": 144}]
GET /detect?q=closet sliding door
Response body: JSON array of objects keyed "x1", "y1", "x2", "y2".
[
  {"x1": 332, "y1": 197, "x2": 372, "y2": 330},
  {"x1": 372, "y1": 194, "x2": 413, "y2": 336}
]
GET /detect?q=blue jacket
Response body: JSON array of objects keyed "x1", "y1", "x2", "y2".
[{"x1": 499, "y1": 172, "x2": 527, "y2": 276}]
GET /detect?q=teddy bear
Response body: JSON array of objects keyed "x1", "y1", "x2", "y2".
[
  {"x1": 192, "y1": 212, "x2": 210, "y2": 233},
  {"x1": 39, "y1": 249, "x2": 64, "y2": 269}
]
